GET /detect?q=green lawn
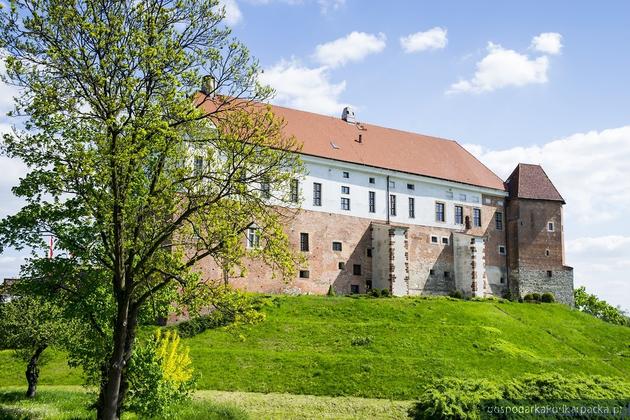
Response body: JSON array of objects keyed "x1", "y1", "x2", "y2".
[{"x1": 1, "y1": 296, "x2": 629, "y2": 401}]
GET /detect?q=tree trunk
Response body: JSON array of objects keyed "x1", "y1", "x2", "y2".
[
  {"x1": 97, "y1": 297, "x2": 131, "y2": 420},
  {"x1": 116, "y1": 306, "x2": 139, "y2": 418},
  {"x1": 25, "y1": 345, "x2": 47, "y2": 398}
]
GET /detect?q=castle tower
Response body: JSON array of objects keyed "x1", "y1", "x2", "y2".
[{"x1": 505, "y1": 164, "x2": 574, "y2": 305}]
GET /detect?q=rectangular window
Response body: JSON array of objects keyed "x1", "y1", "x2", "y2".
[
  {"x1": 332, "y1": 241, "x2": 342, "y2": 251},
  {"x1": 261, "y1": 180, "x2": 271, "y2": 199},
  {"x1": 431, "y1": 235, "x2": 438, "y2": 244},
  {"x1": 366, "y1": 248, "x2": 372, "y2": 257},
  {"x1": 350, "y1": 284, "x2": 360, "y2": 294},
  {"x1": 341, "y1": 185, "x2": 350, "y2": 194},
  {"x1": 300, "y1": 232, "x2": 309, "y2": 252},
  {"x1": 341, "y1": 197, "x2": 350, "y2": 211},
  {"x1": 193, "y1": 156, "x2": 203, "y2": 176},
  {"x1": 407, "y1": 183, "x2": 415, "y2": 190},
  {"x1": 441, "y1": 237, "x2": 449, "y2": 245},
  {"x1": 430, "y1": 269, "x2": 435, "y2": 275},
  {"x1": 342, "y1": 171, "x2": 349, "y2": 178},
  {"x1": 338, "y1": 262, "x2": 345, "y2": 270},
  {"x1": 495, "y1": 212, "x2": 503, "y2": 230},
  {"x1": 247, "y1": 228, "x2": 260, "y2": 249},
  {"x1": 498, "y1": 245, "x2": 506, "y2": 255},
  {"x1": 299, "y1": 270, "x2": 310, "y2": 278},
  {"x1": 455, "y1": 205, "x2": 463, "y2": 225},
  {"x1": 290, "y1": 179, "x2": 299, "y2": 203},
  {"x1": 408, "y1": 197, "x2": 415, "y2": 218},
  {"x1": 435, "y1": 202, "x2": 445, "y2": 222},
  {"x1": 473, "y1": 208, "x2": 481, "y2": 227},
  {"x1": 369, "y1": 177, "x2": 375, "y2": 184},
  {"x1": 369, "y1": 191, "x2": 376, "y2": 213},
  {"x1": 353, "y1": 264, "x2": 362, "y2": 275},
  {"x1": 388, "y1": 180, "x2": 395, "y2": 188},
  {"x1": 459, "y1": 193, "x2": 467, "y2": 201},
  {"x1": 444, "y1": 271, "x2": 450, "y2": 278},
  {"x1": 390, "y1": 194, "x2": 397, "y2": 216},
  {"x1": 446, "y1": 191, "x2": 453, "y2": 199},
  {"x1": 500, "y1": 277, "x2": 505, "y2": 284},
  {"x1": 471, "y1": 196, "x2": 480, "y2": 203},
  {"x1": 313, "y1": 182, "x2": 322, "y2": 206},
  {"x1": 547, "y1": 270, "x2": 553, "y2": 278},
  {"x1": 548, "y1": 222, "x2": 555, "y2": 232}
]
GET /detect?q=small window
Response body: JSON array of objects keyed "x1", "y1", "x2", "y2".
[
  {"x1": 332, "y1": 241, "x2": 342, "y2": 251},
  {"x1": 435, "y1": 202, "x2": 445, "y2": 222},
  {"x1": 247, "y1": 227, "x2": 260, "y2": 249},
  {"x1": 342, "y1": 171, "x2": 349, "y2": 178},
  {"x1": 495, "y1": 212, "x2": 503, "y2": 230},
  {"x1": 444, "y1": 271, "x2": 450, "y2": 278},
  {"x1": 441, "y1": 237, "x2": 449, "y2": 245},
  {"x1": 408, "y1": 197, "x2": 415, "y2": 218},
  {"x1": 366, "y1": 248, "x2": 372, "y2": 257},
  {"x1": 471, "y1": 196, "x2": 480, "y2": 203},
  {"x1": 431, "y1": 235, "x2": 439, "y2": 244},
  {"x1": 300, "y1": 232, "x2": 309, "y2": 252},
  {"x1": 299, "y1": 270, "x2": 310, "y2": 278},
  {"x1": 547, "y1": 270, "x2": 553, "y2": 278},
  {"x1": 473, "y1": 208, "x2": 481, "y2": 227},
  {"x1": 350, "y1": 285, "x2": 360, "y2": 294},
  {"x1": 390, "y1": 194, "x2": 397, "y2": 216},
  {"x1": 369, "y1": 177, "x2": 375, "y2": 184},
  {"x1": 548, "y1": 222, "x2": 555, "y2": 232},
  {"x1": 341, "y1": 185, "x2": 350, "y2": 194},
  {"x1": 455, "y1": 205, "x2": 463, "y2": 225},
  {"x1": 338, "y1": 262, "x2": 345, "y2": 270},
  {"x1": 484, "y1": 197, "x2": 492, "y2": 205},
  {"x1": 353, "y1": 264, "x2": 362, "y2": 276},
  {"x1": 498, "y1": 245, "x2": 506, "y2": 255},
  {"x1": 545, "y1": 249, "x2": 550, "y2": 257},
  {"x1": 366, "y1": 280, "x2": 372, "y2": 290},
  {"x1": 290, "y1": 179, "x2": 299, "y2": 203},
  {"x1": 261, "y1": 180, "x2": 271, "y2": 199},
  {"x1": 368, "y1": 191, "x2": 376, "y2": 213},
  {"x1": 407, "y1": 183, "x2": 415, "y2": 190},
  {"x1": 194, "y1": 156, "x2": 204, "y2": 176},
  {"x1": 430, "y1": 269, "x2": 435, "y2": 276},
  {"x1": 500, "y1": 277, "x2": 505, "y2": 284},
  {"x1": 388, "y1": 180, "x2": 395, "y2": 188},
  {"x1": 313, "y1": 182, "x2": 322, "y2": 206},
  {"x1": 446, "y1": 191, "x2": 453, "y2": 199},
  {"x1": 341, "y1": 197, "x2": 350, "y2": 211},
  {"x1": 459, "y1": 193, "x2": 467, "y2": 201},
  {"x1": 497, "y1": 200, "x2": 504, "y2": 206}
]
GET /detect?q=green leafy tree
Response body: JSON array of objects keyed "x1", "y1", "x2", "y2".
[
  {"x1": 0, "y1": 0, "x2": 303, "y2": 418},
  {"x1": 0, "y1": 296, "x2": 75, "y2": 398},
  {"x1": 574, "y1": 286, "x2": 629, "y2": 326}
]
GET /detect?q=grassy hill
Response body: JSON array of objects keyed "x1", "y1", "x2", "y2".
[{"x1": 1, "y1": 296, "x2": 629, "y2": 400}]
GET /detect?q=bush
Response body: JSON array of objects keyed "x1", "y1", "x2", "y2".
[
  {"x1": 409, "y1": 374, "x2": 630, "y2": 419},
  {"x1": 126, "y1": 330, "x2": 196, "y2": 417},
  {"x1": 380, "y1": 289, "x2": 390, "y2": 297},
  {"x1": 531, "y1": 293, "x2": 541, "y2": 302},
  {"x1": 369, "y1": 288, "x2": 380, "y2": 297},
  {"x1": 574, "y1": 286, "x2": 630, "y2": 327},
  {"x1": 449, "y1": 290, "x2": 464, "y2": 300},
  {"x1": 541, "y1": 292, "x2": 555, "y2": 303},
  {"x1": 351, "y1": 335, "x2": 374, "y2": 346},
  {"x1": 523, "y1": 294, "x2": 533, "y2": 302}
]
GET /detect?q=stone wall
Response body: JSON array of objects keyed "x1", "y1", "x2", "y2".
[{"x1": 510, "y1": 267, "x2": 574, "y2": 305}]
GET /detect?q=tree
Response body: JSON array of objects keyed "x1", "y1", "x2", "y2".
[
  {"x1": 0, "y1": 296, "x2": 73, "y2": 397},
  {"x1": 0, "y1": 1, "x2": 303, "y2": 418},
  {"x1": 574, "y1": 286, "x2": 629, "y2": 327}
]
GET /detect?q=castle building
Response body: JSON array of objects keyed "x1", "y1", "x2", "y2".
[{"x1": 199, "y1": 104, "x2": 575, "y2": 305}]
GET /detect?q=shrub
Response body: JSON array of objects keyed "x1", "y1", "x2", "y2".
[
  {"x1": 531, "y1": 293, "x2": 541, "y2": 302},
  {"x1": 369, "y1": 288, "x2": 380, "y2": 298},
  {"x1": 523, "y1": 294, "x2": 533, "y2": 302},
  {"x1": 380, "y1": 289, "x2": 390, "y2": 297},
  {"x1": 126, "y1": 330, "x2": 195, "y2": 417},
  {"x1": 449, "y1": 290, "x2": 464, "y2": 300},
  {"x1": 541, "y1": 292, "x2": 555, "y2": 303},
  {"x1": 326, "y1": 285, "x2": 336, "y2": 297},
  {"x1": 351, "y1": 335, "x2": 374, "y2": 346}
]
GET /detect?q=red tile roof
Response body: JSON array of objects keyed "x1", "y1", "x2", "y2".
[
  {"x1": 198, "y1": 97, "x2": 507, "y2": 191},
  {"x1": 506, "y1": 163, "x2": 565, "y2": 203}
]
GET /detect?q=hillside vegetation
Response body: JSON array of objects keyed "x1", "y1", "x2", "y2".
[{"x1": 1, "y1": 296, "x2": 629, "y2": 400}]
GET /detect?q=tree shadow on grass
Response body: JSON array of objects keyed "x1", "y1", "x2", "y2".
[{"x1": 0, "y1": 391, "x2": 27, "y2": 404}]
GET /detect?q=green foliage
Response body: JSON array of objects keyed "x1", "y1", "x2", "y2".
[
  {"x1": 449, "y1": 290, "x2": 464, "y2": 299},
  {"x1": 541, "y1": 292, "x2": 555, "y2": 303},
  {"x1": 532, "y1": 293, "x2": 541, "y2": 302},
  {"x1": 350, "y1": 336, "x2": 374, "y2": 346},
  {"x1": 380, "y1": 288, "x2": 390, "y2": 297},
  {"x1": 126, "y1": 330, "x2": 195, "y2": 417},
  {"x1": 574, "y1": 286, "x2": 630, "y2": 326},
  {"x1": 409, "y1": 374, "x2": 630, "y2": 419}
]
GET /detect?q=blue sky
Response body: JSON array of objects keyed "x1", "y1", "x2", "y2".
[{"x1": 1, "y1": 0, "x2": 629, "y2": 309}]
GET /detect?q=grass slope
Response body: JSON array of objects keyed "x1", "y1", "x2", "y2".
[{"x1": 1, "y1": 296, "x2": 629, "y2": 400}]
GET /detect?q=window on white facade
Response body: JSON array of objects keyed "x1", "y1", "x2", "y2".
[
  {"x1": 369, "y1": 177, "x2": 375, "y2": 184},
  {"x1": 247, "y1": 227, "x2": 260, "y2": 249},
  {"x1": 407, "y1": 183, "x2": 415, "y2": 190},
  {"x1": 548, "y1": 222, "x2": 555, "y2": 232},
  {"x1": 459, "y1": 193, "x2": 467, "y2": 201},
  {"x1": 388, "y1": 180, "x2": 395, "y2": 188},
  {"x1": 341, "y1": 197, "x2": 350, "y2": 211},
  {"x1": 408, "y1": 197, "x2": 415, "y2": 218},
  {"x1": 341, "y1": 186, "x2": 350, "y2": 194},
  {"x1": 390, "y1": 194, "x2": 396, "y2": 216},
  {"x1": 435, "y1": 202, "x2": 445, "y2": 222},
  {"x1": 342, "y1": 171, "x2": 349, "y2": 178},
  {"x1": 290, "y1": 179, "x2": 299, "y2": 203},
  {"x1": 455, "y1": 205, "x2": 463, "y2": 225},
  {"x1": 313, "y1": 182, "x2": 322, "y2": 206},
  {"x1": 369, "y1": 191, "x2": 375, "y2": 213},
  {"x1": 498, "y1": 245, "x2": 506, "y2": 255}
]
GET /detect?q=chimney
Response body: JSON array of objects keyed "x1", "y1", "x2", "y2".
[
  {"x1": 341, "y1": 106, "x2": 355, "y2": 123},
  {"x1": 201, "y1": 75, "x2": 216, "y2": 97}
]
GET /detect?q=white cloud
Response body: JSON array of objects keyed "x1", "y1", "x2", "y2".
[
  {"x1": 259, "y1": 59, "x2": 347, "y2": 115},
  {"x1": 400, "y1": 27, "x2": 448, "y2": 53},
  {"x1": 313, "y1": 31, "x2": 386, "y2": 68},
  {"x1": 448, "y1": 42, "x2": 549, "y2": 94},
  {"x1": 219, "y1": 0, "x2": 243, "y2": 26},
  {"x1": 246, "y1": 0, "x2": 344, "y2": 14},
  {"x1": 531, "y1": 32, "x2": 563, "y2": 55}
]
